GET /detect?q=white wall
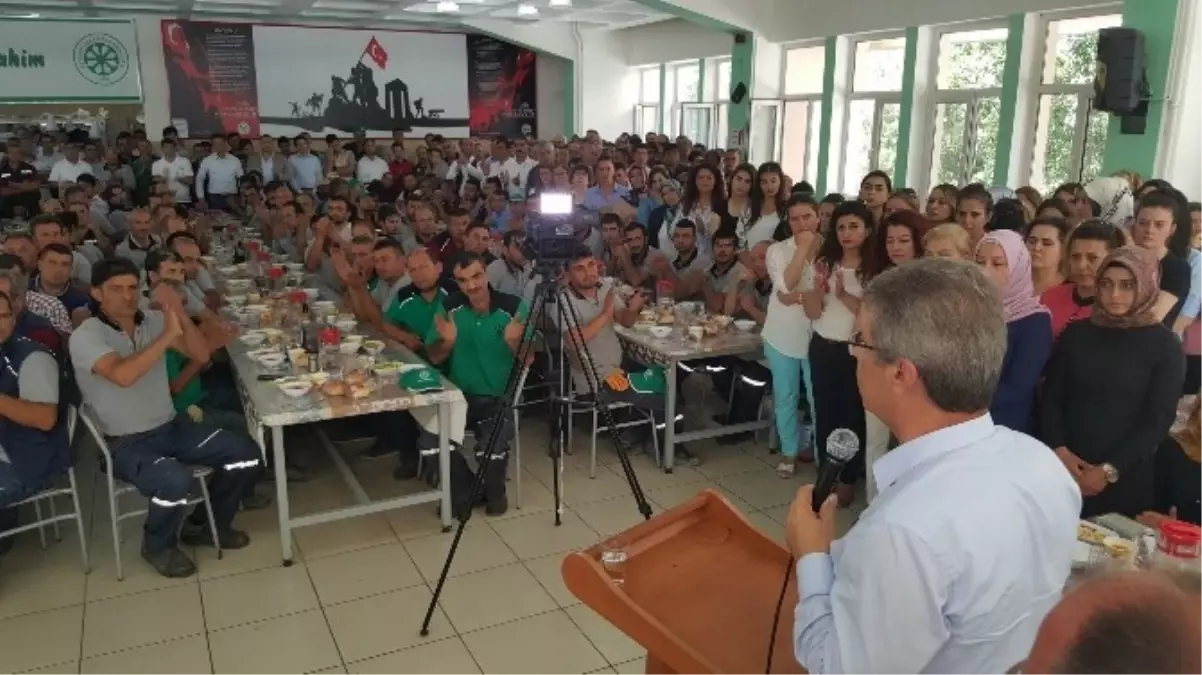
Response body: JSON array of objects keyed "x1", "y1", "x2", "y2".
[
  {"x1": 617, "y1": 18, "x2": 731, "y2": 66},
  {"x1": 768, "y1": 0, "x2": 1105, "y2": 42},
  {"x1": 579, "y1": 30, "x2": 638, "y2": 138},
  {"x1": 536, "y1": 54, "x2": 568, "y2": 139},
  {"x1": 1158, "y1": 0, "x2": 1201, "y2": 198}
]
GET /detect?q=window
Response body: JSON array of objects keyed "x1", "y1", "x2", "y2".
[
  {"x1": 633, "y1": 66, "x2": 662, "y2": 135},
  {"x1": 852, "y1": 37, "x2": 906, "y2": 93},
  {"x1": 640, "y1": 67, "x2": 661, "y2": 104},
  {"x1": 716, "y1": 59, "x2": 732, "y2": 101},
  {"x1": 927, "y1": 26, "x2": 1008, "y2": 191},
  {"x1": 842, "y1": 35, "x2": 905, "y2": 193},
  {"x1": 780, "y1": 42, "x2": 826, "y2": 183},
  {"x1": 675, "y1": 63, "x2": 701, "y2": 104},
  {"x1": 1028, "y1": 12, "x2": 1122, "y2": 193},
  {"x1": 784, "y1": 46, "x2": 825, "y2": 96}
]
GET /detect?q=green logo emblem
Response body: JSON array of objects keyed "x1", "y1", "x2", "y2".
[{"x1": 73, "y1": 33, "x2": 129, "y2": 86}]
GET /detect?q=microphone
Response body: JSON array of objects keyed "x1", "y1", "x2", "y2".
[{"x1": 811, "y1": 428, "x2": 861, "y2": 512}]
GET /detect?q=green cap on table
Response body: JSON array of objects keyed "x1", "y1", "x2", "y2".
[{"x1": 400, "y1": 366, "x2": 444, "y2": 393}]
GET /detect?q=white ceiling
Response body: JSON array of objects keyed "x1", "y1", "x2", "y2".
[{"x1": 0, "y1": 0, "x2": 673, "y2": 28}]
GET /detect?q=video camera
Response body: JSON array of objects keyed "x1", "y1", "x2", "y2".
[{"x1": 521, "y1": 190, "x2": 599, "y2": 274}]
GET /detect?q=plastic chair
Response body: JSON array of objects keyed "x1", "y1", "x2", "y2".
[
  {"x1": 0, "y1": 406, "x2": 90, "y2": 571},
  {"x1": 79, "y1": 407, "x2": 222, "y2": 580},
  {"x1": 565, "y1": 375, "x2": 660, "y2": 479}
]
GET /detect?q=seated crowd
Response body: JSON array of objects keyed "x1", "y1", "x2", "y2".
[{"x1": 0, "y1": 125, "x2": 1196, "y2": 596}]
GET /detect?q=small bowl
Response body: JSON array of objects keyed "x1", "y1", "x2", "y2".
[
  {"x1": 335, "y1": 319, "x2": 358, "y2": 333},
  {"x1": 287, "y1": 348, "x2": 308, "y2": 366},
  {"x1": 256, "y1": 353, "x2": 287, "y2": 368},
  {"x1": 734, "y1": 319, "x2": 757, "y2": 332},
  {"x1": 312, "y1": 300, "x2": 336, "y2": 314},
  {"x1": 284, "y1": 262, "x2": 305, "y2": 273},
  {"x1": 362, "y1": 339, "x2": 386, "y2": 356},
  {"x1": 649, "y1": 325, "x2": 672, "y2": 339},
  {"x1": 227, "y1": 295, "x2": 248, "y2": 308},
  {"x1": 239, "y1": 331, "x2": 267, "y2": 347},
  {"x1": 339, "y1": 341, "x2": 362, "y2": 355},
  {"x1": 278, "y1": 380, "x2": 313, "y2": 398},
  {"x1": 303, "y1": 288, "x2": 320, "y2": 301},
  {"x1": 218, "y1": 265, "x2": 240, "y2": 276}
]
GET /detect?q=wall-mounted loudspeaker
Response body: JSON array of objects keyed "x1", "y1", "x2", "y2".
[
  {"x1": 1094, "y1": 27, "x2": 1146, "y2": 114},
  {"x1": 730, "y1": 82, "x2": 747, "y2": 105}
]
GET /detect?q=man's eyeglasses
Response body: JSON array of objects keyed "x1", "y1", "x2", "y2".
[{"x1": 846, "y1": 330, "x2": 876, "y2": 355}]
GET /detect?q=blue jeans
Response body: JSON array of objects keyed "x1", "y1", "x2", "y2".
[
  {"x1": 0, "y1": 462, "x2": 38, "y2": 534},
  {"x1": 763, "y1": 341, "x2": 815, "y2": 459},
  {"x1": 108, "y1": 417, "x2": 261, "y2": 553}
]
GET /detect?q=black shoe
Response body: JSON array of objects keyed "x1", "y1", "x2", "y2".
[
  {"x1": 485, "y1": 493, "x2": 508, "y2": 516},
  {"x1": 393, "y1": 457, "x2": 421, "y2": 481},
  {"x1": 180, "y1": 525, "x2": 251, "y2": 550},
  {"x1": 141, "y1": 544, "x2": 197, "y2": 578}
]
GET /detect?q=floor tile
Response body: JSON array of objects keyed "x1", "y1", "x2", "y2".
[
  {"x1": 645, "y1": 482, "x2": 748, "y2": 513},
  {"x1": 487, "y1": 475, "x2": 559, "y2": 521},
  {"x1": 0, "y1": 605, "x2": 84, "y2": 673},
  {"x1": 0, "y1": 556, "x2": 87, "y2": 621},
  {"x1": 347, "y1": 638, "x2": 481, "y2": 674},
  {"x1": 523, "y1": 553, "x2": 581, "y2": 608},
  {"x1": 437, "y1": 563, "x2": 557, "y2": 633},
  {"x1": 324, "y1": 585, "x2": 455, "y2": 663},
  {"x1": 559, "y1": 469, "x2": 635, "y2": 506},
  {"x1": 200, "y1": 563, "x2": 319, "y2": 630},
  {"x1": 693, "y1": 450, "x2": 771, "y2": 480},
  {"x1": 490, "y1": 511, "x2": 600, "y2": 561},
  {"x1": 744, "y1": 511, "x2": 786, "y2": 545},
  {"x1": 565, "y1": 604, "x2": 645, "y2": 665},
  {"x1": 570, "y1": 495, "x2": 652, "y2": 538},
  {"x1": 614, "y1": 656, "x2": 648, "y2": 673},
  {"x1": 604, "y1": 458, "x2": 707, "y2": 492},
  {"x1": 83, "y1": 536, "x2": 199, "y2": 603},
  {"x1": 82, "y1": 584, "x2": 204, "y2": 657},
  {"x1": 80, "y1": 634, "x2": 211, "y2": 674},
  {"x1": 717, "y1": 468, "x2": 805, "y2": 510},
  {"x1": 294, "y1": 515, "x2": 399, "y2": 560},
  {"x1": 402, "y1": 524, "x2": 517, "y2": 581},
  {"x1": 307, "y1": 543, "x2": 424, "y2": 606},
  {"x1": 462, "y1": 610, "x2": 608, "y2": 674},
  {"x1": 209, "y1": 609, "x2": 341, "y2": 674},
  {"x1": 195, "y1": 508, "x2": 300, "y2": 581},
  {"x1": 383, "y1": 503, "x2": 454, "y2": 542},
  {"x1": 18, "y1": 660, "x2": 80, "y2": 674},
  {"x1": 306, "y1": 666, "x2": 347, "y2": 674}
]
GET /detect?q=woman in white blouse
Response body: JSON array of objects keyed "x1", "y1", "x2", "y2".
[
  {"x1": 743, "y1": 162, "x2": 788, "y2": 248},
  {"x1": 802, "y1": 200, "x2": 875, "y2": 505},
  {"x1": 669, "y1": 163, "x2": 726, "y2": 253},
  {"x1": 764, "y1": 195, "x2": 823, "y2": 477}
]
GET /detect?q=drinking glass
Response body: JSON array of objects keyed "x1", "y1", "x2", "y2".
[{"x1": 599, "y1": 536, "x2": 628, "y2": 587}]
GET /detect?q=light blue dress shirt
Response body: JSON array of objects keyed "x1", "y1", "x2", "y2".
[
  {"x1": 794, "y1": 414, "x2": 1081, "y2": 674},
  {"x1": 583, "y1": 184, "x2": 631, "y2": 212},
  {"x1": 1180, "y1": 248, "x2": 1201, "y2": 322},
  {"x1": 289, "y1": 154, "x2": 323, "y2": 192}
]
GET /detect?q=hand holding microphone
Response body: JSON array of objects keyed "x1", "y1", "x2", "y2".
[{"x1": 786, "y1": 428, "x2": 861, "y2": 558}]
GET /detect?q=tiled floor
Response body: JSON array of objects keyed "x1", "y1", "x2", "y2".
[{"x1": 0, "y1": 407, "x2": 864, "y2": 674}]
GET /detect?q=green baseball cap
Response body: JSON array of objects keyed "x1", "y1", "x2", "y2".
[{"x1": 398, "y1": 366, "x2": 444, "y2": 393}]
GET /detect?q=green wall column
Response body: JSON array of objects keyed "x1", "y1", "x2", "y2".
[
  {"x1": 814, "y1": 36, "x2": 838, "y2": 196},
  {"x1": 729, "y1": 36, "x2": 755, "y2": 151},
  {"x1": 563, "y1": 58, "x2": 575, "y2": 136},
  {"x1": 1101, "y1": 0, "x2": 1179, "y2": 176},
  {"x1": 993, "y1": 14, "x2": 1027, "y2": 185},
  {"x1": 892, "y1": 27, "x2": 919, "y2": 187}
]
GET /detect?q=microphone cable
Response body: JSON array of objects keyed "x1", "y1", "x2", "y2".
[{"x1": 763, "y1": 554, "x2": 794, "y2": 674}]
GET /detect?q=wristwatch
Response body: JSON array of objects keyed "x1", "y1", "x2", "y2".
[{"x1": 1101, "y1": 463, "x2": 1120, "y2": 484}]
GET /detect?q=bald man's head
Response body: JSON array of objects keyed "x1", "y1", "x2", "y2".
[{"x1": 1024, "y1": 570, "x2": 1201, "y2": 674}]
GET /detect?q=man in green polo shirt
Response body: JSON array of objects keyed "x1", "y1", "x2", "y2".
[{"x1": 425, "y1": 253, "x2": 528, "y2": 516}]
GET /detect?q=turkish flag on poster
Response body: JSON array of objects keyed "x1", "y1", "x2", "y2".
[{"x1": 365, "y1": 37, "x2": 388, "y2": 69}]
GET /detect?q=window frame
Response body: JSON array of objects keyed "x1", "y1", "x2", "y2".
[
  {"x1": 776, "y1": 40, "x2": 826, "y2": 175},
  {"x1": 839, "y1": 30, "x2": 907, "y2": 194},
  {"x1": 1021, "y1": 5, "x2": 1122, "y2": 191},
  {"x1": 780, "y1": 40, "x2": 827, "y2": 99},
  {"x1": 921, "y1": 19, "x2": 1010, "y2": 193}
]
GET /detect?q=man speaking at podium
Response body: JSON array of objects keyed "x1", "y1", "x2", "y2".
[{"x1": 785, "y1": 259, "x2": 1081, "y2": 673}]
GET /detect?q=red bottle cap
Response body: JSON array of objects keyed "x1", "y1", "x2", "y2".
[
  {"x1": 320, "y1": 327, "x2": 341, "y2": 345},
  {"x1": 289, "y1": 290, "x2": 307, "y2": 303},
  {"x1": 246, "y1": 240, "x2": 261, "y2": 251},
  {"x1": 258, "y1": 251, "x2": 271, "y2": 262},
  {"x1": 268, "y1": 267, "x2": 284, "y2": 279}
]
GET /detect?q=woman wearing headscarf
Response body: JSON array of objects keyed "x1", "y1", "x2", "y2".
[
  {"x1": 975, "y1": 230, "x2": 1054, "y2": 434},
  {"x1": 1041, "y1": 247, "x2": 1185, "y2": 517}
]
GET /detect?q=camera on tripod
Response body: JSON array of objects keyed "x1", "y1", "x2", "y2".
[{"x1": 520, "y1": 190, "x2": 599, "y2": 276}]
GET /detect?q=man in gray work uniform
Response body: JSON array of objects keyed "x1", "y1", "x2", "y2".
[{"x1": 70, "y1": 257, "x2": 261, "y2": 578}]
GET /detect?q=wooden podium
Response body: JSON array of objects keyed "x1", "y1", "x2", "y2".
[{"x1": 561, "y1": 489, "x2": 806, "y2": 674}]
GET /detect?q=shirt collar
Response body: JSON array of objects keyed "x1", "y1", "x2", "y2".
[
  {"x1": 710, "y1": 259, "x2": 737, "y2": 278},
  {"x1": 872, "y1": 414, "x2": 995, "y2": 493},
  {"x1": 96, "y1": 306, "x2": 145, "y2": 332},
  {"x1": 673, "y1": 248, "x2": 698, "y2": 270}
]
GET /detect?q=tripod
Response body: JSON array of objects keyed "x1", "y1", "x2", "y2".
[{"x1": 419, "y1": 276, "x2": 655, "y2": 636}]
